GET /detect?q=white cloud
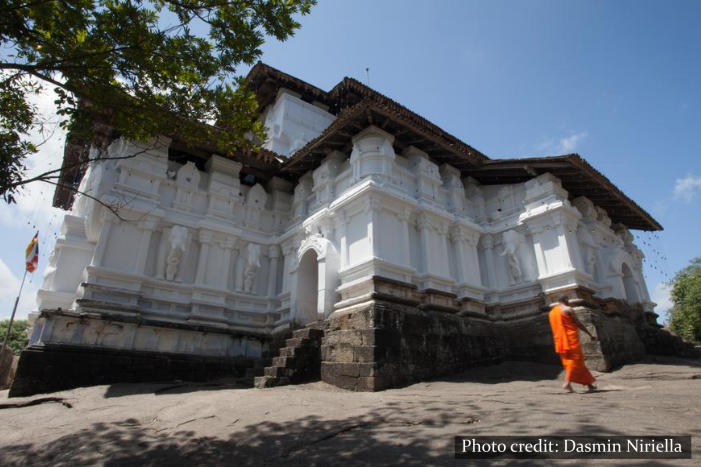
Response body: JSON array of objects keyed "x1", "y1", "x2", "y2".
[
  {"x1": 534, "y1": 131, "x2": 588, "y2": 154},
  {"x1": 0, "y1": 258, "x2": 39, "y2": 321},
  {"x1": 673, "y1": 174, "x2": 701, "y2": 203},
  {"x1": 0, "y1": 81, "x2": 67, "y2": 228},
  {"x1": 558, "y1": 131, "x2": 588, "y2": 153},
  {"x1": 0, "y1": 258, "x2": 22, "y2": 301},
  {"x1": 651, "y1": 282, "x2": 673, "y2": 313}
]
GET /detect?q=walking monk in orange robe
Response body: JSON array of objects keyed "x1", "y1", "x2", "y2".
[{"x1": 549, "y1": 296, "x2": 597, "y2": 393}]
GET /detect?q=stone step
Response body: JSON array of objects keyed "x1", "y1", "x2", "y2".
[
  {"x1": 272, "y1": 355, "x2": 294, "y2": 367},
  {"x1": 254, "y1": 324, "x2": 326, "y2": 390},
  {"x1": 285, "y1": 337, "x2": 310, "y2": 348},
  {"x1": 278, "y1": 347, "x2": 297, "y2": 357},
  {"x1": 253, "y1": 375, "x2": 273, "y2": 388},
  {"x1": 264, "y1": 366, "x2": 289, "y2": 377},
  {"x1": 254, "y1": 375, "x2": 290, "y2": 388},
  {"x1": 292, "y1": 328, "x2": 325, "y2": 340}
]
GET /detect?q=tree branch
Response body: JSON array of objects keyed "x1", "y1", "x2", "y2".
[
  {"x1": 39, "y1": 179, "x2": 129, "y2": 222},
  {"x1": 5, "y1": 145, "x2": 151, "y2": 191}
]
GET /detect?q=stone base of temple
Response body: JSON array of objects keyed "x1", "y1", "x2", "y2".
[
  {"x1": 318, "y1": 277, "x2": 691, "y2": 392},
  {"x1": 321, "y1": 300, "x2": 506, "y2": 391},
  {"x1": 575, "y1": 307, "x2": 646, "y2": 371},
  {"x1": 9, "y1": 344, "x2": 257, "y2": 398}
]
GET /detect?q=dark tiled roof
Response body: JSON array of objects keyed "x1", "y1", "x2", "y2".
[{"x1": 465, "y1": 154, "x2": 661, "y2": 231}]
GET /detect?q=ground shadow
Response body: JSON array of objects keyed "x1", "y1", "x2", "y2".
[
  {"x1": 103, "y1": 377, "x2": 252, "y2": 398},
  {"x1": 1, "y1": 377, "x2": 697, "y2": 466},
  {"x1": 433, "y1": 360, "x2": 563, "y2": 384},
  {"x1": 640, "y1": 354, "x2": 701, "y2": 368},
  {"x1": 0, "y1": 404, "x2": 454, "y2": 466}
]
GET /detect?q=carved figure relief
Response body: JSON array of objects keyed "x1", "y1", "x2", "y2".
[
  {"x1": 245, "y1": 184, "x2": 268, "y2": 227},
  {"x1": 573, "y1": 196, "x2": 597, "y2": 221},
  {"x1": 243, "y1": 243, "x2": 262, "y2": 293},
  {"x1": 174, "y1": 161, "x2": 201, "y2": 207},
  {"x1": 165, "y1": 225, "x2": 189, "y2": 281},
  {"x1": 500, "y1": 230, "x2": 525, "y2": 285},
  {"x1": 176, "y1": 161, "x2": 200, "y2": 187},
  {"x1": 595, "y1": 206, "x2": 612, "y2": 227}
]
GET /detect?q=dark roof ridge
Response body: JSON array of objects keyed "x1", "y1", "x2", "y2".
[
  {"x1": 246, "y1": 63, "x2": 489, "y2": 162},
  {"x1": 467, "y1": 153, "x2": 661, "y2": 230}
]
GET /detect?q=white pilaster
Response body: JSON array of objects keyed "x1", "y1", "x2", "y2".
[
  {"x1": 195, "y1": 230, "x2": 213, "y2": 285},
  {"x1": 268, "y1": 245, "x2": 281, "y2": 297}
]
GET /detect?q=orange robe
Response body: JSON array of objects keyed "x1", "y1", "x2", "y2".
[{"x1": 549, "y1": 305, "x2": 595, "y2": 385}]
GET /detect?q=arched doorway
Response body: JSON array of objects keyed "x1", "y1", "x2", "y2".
[
  {"x1": 621, "y1": 263, "x2": 639, "y2": 304},
  {"x1": 296, "y1": 249, "x2": 319, "y2": 325}
]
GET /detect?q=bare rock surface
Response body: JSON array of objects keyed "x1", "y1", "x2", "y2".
[{"x1": 0, "y1": 356, "x2": 699, "y2": 466}]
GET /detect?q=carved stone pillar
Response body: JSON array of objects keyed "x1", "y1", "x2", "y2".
[
  {"x1": 433, "y1": 220, "x2": 451, "y2": 278},
  {"x1": 155, "y1": 226, "x2": 170, "y2": 279},
  {"x1": 135, "y1": 218, "x2": 157, "y2": 275},
  {"x1": 90, "y1": 213, "x2": 114, "y2": 267},
  {"x1": 335, "y1": 211, "x2": 348, "y2": 269},
  {"x1": 479, "y1": 233, "x2": 497, "y2": 288},
  {"x1": 228, "y1": 243, "x2": 241, "y2": 291},
  {"x1": 451, "y1": 227, "x2": 468, "y2": 284},
  {"x1": 367, "y1": 197, "x2": 381, "y2": 259},
  {"x1": 220, "y1": 238, "x2": 236, "y2": 290},
  {"x1": 268, "y1": 245, "x2": 280, "y2": 297},
  {"x1": 195, "y1": 230, "x2": 213, "y2": 285},
  {"x1": 235, "y1": 240, "x2": 247, "y2": 292},
  {"x1": 416, "y1": 213, "x2": 431, "y2": 275},
  {"x1": 397, "y1": 207, "x2": 412, "y2": 269},
  {"x1": 281, "y1": 243, "x2": 295, "y2": 293},
  {"x1": 463, "y1": 230, "x2": 482, "y2": 286}
]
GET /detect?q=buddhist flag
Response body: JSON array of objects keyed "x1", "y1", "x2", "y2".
[{"x1": 25, "y1": 232, "x2": 39, "y2": 273}]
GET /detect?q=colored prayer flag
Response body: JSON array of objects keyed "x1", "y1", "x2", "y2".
[{"x1": 25, "y1": 232, "x2": 39, "y2": 273}]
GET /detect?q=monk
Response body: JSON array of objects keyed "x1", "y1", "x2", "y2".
[{"x1": 549, "y1": 296, "x2": 597, "y2": 393}]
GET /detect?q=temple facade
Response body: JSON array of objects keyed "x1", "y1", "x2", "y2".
[{"x1": 12, "y1": 64, "x2": 678, "y2": 396}]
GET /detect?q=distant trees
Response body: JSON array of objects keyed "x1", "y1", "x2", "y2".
[
  {"x1": 0, "y1": 319, "x2": 29, "y2": 355},
  {"x1": 668, "y1": 257, "x2": 701, "y2": 343}
]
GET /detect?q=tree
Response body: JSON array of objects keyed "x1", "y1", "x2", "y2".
[
  {"x1": 668, "y1": 257, "x2": 701, "y2": 343},
  {"x1": 0, "y1": 319, "x2": 29, "y2": 355},
  {"x1": 0, "y1": 0, "x2": 315, "y2": 203}
]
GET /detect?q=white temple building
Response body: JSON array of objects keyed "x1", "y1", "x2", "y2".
[{"x1": 12, "y1": 63, "x2": 677, "y2": 396}]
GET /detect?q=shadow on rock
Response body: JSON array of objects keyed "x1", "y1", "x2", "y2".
[
  {"x1": 434, "y1": 361, "x2": 563, "y2": 384},
  {"x1": 0, "y1": 407, "x2": 449, "y2": 466}
]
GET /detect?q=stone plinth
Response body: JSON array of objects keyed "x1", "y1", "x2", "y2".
[
  {"x1": 321, "y1": 299, "x2": 506, "y2": 391},
  {"x1": 9, "y1": 344, "x2": 256, "y2": 398}
]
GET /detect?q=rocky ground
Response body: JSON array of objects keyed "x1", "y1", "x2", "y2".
[{"x1": 0, "y1": 355, "x2": 699, "y2": 466}]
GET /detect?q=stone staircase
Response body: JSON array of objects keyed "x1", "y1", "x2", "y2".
[
  {"x1": 254, "y1": 323, "x2": 325, "y2": 388},
  {"x1": 244, "y1": 357, "x2": 272, "y2": 380}
]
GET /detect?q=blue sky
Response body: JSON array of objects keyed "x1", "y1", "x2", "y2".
[{"x1": 1, "y1": 0, "x2": 699, "y2": 321}]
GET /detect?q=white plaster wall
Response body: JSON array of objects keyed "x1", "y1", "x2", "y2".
[
  {"x1": 262, "y1": 89, "x2": 336, "y2": 157},
  {"x1": 36, "y1": 107, "x2": 655, "y2": 358}
]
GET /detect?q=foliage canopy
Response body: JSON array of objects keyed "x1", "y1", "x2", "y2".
[
  {"x1": 0, "y1": 0, "x2": 315, "y2": 202},
  {"x1": 668, "y1": 257, "x2": 701, "y2": 343},
  {"x1": 0, "y1": 319, "x2": 29, "y2": 355}
]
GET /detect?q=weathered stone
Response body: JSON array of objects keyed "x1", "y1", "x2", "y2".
[{"x1": 10, "y1": 345, "x2": 256, "y2": 398}]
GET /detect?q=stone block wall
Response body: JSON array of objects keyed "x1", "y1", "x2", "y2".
[
  {"x1": 320, "y1": 279, "x2": 662, "y2": 392},
  {"x1": 576, "y1": 307, "x2": 646, "y2": 371},
  {"x1": 321, "y1": 300, "x2": 507, "y2": 391},
  {"x1": 500, "y1": 314, "x2": 560, "y2": 365},
  {"x1": 9, "y1": 344, "x2": 256, "y2": 397}
]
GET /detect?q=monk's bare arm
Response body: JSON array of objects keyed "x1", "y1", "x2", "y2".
[{"x1": 562, "y1": 306, "x2": 597, "y2": 340}]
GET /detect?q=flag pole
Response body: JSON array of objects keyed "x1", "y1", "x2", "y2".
[{"x1": 1, "y1": 268, "x2": 28, "y2": 353}]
